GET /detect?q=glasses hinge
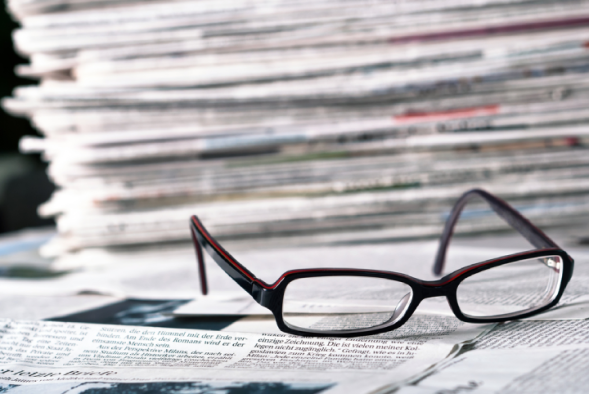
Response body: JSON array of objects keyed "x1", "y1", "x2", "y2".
[{"x1": 252, "y1": 283, "x2": 273, "y2": 308}]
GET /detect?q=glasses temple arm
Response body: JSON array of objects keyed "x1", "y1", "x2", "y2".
[
  {"x1": 432, "y1": 188, "x2": 559, "y2": 276},
  {"x1": 190, "y1": 225, "x2": 209, "y2": 295},
  {"x1": 190, "y1": 216, "x2": 260, "y2": 296}
]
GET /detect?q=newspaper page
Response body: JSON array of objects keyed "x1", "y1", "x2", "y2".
[
  {"x1": 394, "y1": 319, "x2": 589, "y2": 394},
  {"x1": 0, "y1": 318, "x2": 491, "y2": 394}
]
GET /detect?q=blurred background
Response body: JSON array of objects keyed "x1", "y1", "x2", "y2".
[
  {"x1": 0, "y1": 6, "x2": 54, "y2": 234},
  {"x1": 2, "y1": 0, "x2": 589, "y2": 269}
]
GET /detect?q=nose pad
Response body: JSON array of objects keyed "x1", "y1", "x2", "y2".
[{"x1": 391, "y1": 292, "x2": 412, "y2": 321}]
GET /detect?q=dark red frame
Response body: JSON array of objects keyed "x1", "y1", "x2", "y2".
[{"x1": 190, "y1": 189, "x2": 574, "y2": 337}]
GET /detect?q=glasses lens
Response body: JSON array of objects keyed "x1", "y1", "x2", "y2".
[
  {"x1": 282, "y1": 276, "x2": 413, "y2": 332},
  {"x1": 456, "y1": 255, "x2": 564, "y2": 319}
]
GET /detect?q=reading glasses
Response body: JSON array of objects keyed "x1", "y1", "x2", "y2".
[{"x1": 190, "y1": 189, "x2": 574, "y2": 337}]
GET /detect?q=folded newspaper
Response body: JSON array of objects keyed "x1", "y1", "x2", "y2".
[
  {"x1": 3, "y1": 0, "x2": 589, "y2": 267},
  {"x1": 0, "y1": 237, "x2": 588, "y2": 393},
  {"x1": 0, "y1": 316, "x2": 491, "y2": 394},
  {"x1": 1, "y1": 224, "x2": 589, "y2": 393}
]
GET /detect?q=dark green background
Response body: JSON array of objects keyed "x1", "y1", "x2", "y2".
[
  {"x1": 0, "y1": 6, "x2": 54, "y2": 233},
  {"x1": 1, "y1": 6, "x2": 37, "y2": 152}
]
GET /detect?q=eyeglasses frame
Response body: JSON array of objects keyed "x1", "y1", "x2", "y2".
[{"x1": 190, "y1": 188, "x2": 574, "y2": 337}]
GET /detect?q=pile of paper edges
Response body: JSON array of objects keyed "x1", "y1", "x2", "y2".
[{"x1": 4, "y1": 0, "x2": 589, "y2": 265}]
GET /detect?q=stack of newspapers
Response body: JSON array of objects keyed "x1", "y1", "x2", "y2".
[{"x1": 4, "y1": 0, "x2": 589, "y2": 264}]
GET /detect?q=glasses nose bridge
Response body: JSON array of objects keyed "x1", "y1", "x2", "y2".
[{"x1": 421, "y1": 283, "x2": 451, "y2": 299}]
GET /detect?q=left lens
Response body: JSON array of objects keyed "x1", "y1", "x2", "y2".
[
  {"x1": 456, "y1": 255, "x2": 563, "y2": 319},
  {"x1": 282, "y1": 276, "x2": 412, "y2": 332}
]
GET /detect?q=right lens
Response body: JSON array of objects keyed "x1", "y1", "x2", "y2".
[
  {"x1": 456, "y1": 255, "x2": 563, "y2": 319},
  {"x1": 282, "y1": 276, "x2": 413, "y2": 332}
]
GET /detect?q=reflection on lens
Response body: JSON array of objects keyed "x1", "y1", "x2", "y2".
[
  {"x1": 282, "y1": 276, "x2": 412, "y2": 332},
  {"x1": 456, "y1": 255, "x2": 563, "y2": 319}
]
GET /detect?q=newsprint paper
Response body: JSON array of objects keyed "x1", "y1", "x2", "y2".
[
  {"x1": 396, "y1": 319, "x2": 589, "y2": 394},
  {"x1": 0, "y1": 318, "x2": 490, "y2": 394}
]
